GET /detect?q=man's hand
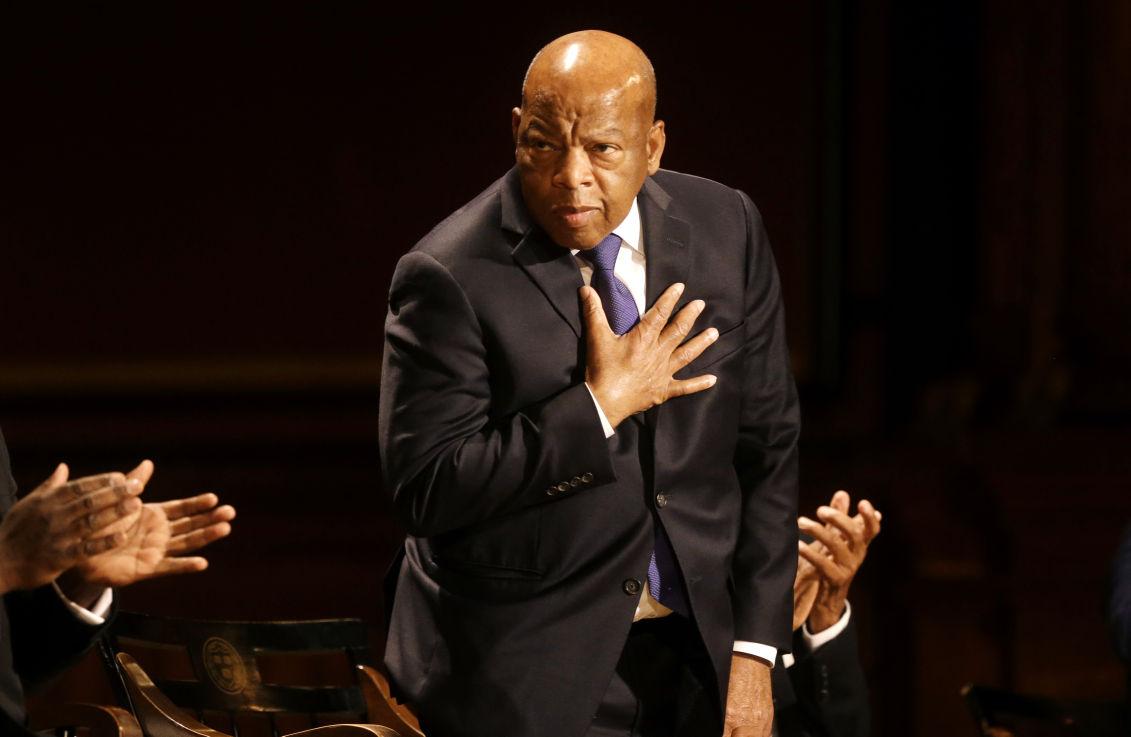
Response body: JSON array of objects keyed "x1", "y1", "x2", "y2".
[
  {"x1": 582, "y1": 282, "x2": 719, "y2": 428},
  {"x1": 59, "y1": 461, "x2": 235, "y2": 600},
  {"x1": 797, "y1": 490, "x2": 881, "y2": 633},
  {"x1": 0, "y1": 464, "x2": 143, "y2": 594},
  {"x1": 724, "y1": 653, "x2": 773, "y2": 737}
]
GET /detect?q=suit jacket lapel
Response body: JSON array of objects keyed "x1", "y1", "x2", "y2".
[
  {"x1": 641, "y1": 176, "x2": 690, "y2": 311},
  {"x1": 503, "y1": 169, "x2": 584, "y2": 337},
  {"x1": 640, "y1": 176, "x2": 691, "y2": 434}
]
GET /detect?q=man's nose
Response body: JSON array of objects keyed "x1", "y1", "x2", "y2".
[{"x1": 552, "y1": 147, "x2": 594, "y2": 189}]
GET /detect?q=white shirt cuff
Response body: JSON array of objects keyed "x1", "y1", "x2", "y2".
[
  {"x1": 52, "y1": 581, "x2": 113, "y2": 625},
  {"x1": 584, "y1": 382, "x2": 616, "y2": 438},
  {"x1": 732, "y1": 641, "x2": 777, "y2": 668},
  {"x1": 800, "y1": 601, "x2": 851, "y2": 652}
]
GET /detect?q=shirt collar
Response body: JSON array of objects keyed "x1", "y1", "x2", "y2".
[{"x1": 570, "y1": 198, "x2": 644, "y2": 256}]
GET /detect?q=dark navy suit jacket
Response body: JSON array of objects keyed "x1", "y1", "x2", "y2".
[{"x1": 379, "y1": 168, "x2": 800, "y2": 737}]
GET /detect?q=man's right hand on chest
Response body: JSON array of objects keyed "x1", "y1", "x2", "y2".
[{"x1": 582, "y1": 281, "x2": 719, "y2": 429}]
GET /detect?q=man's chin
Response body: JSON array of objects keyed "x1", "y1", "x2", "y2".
[{"x1": 546, "y1": 226, "x2": 606, "y2": 251}]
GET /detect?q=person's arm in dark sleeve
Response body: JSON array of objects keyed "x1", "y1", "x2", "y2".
[
  {"x1": 379, "y1": 250, "x2": 616, "y2": 537},
  {"x1": 729, "y1": 190, "x2": 801, "y2": 654},
  {"x1": 785, "y1": 612, "x2": 870, "y2": 737},
  {"x1": 5, "y1": 584, "x2": 113, "y2": 690}
]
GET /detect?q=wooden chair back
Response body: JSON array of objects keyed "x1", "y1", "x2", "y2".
[{"x1": 102, "y1": 611, "x2": 418, "y2": 737}]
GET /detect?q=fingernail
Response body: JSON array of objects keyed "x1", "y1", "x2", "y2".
[
  {"x1": 707, "y1": 328, "x2": 719, "y2": 341},
  {"x1": 674, "y1": 283, "x2": 685, "y2": 295},
  {"x1": 816, "y1": 506, "x2": 832, "y2": 517},
  {"x1": 706, "y1": 375, "x2": 717, "y2": 386},
  {"x1": 693, "y1": 299, "x2": 705, "y2": 311},
  {"x1": 798, "y1": 516, "x2": 814, "y2": 526}
]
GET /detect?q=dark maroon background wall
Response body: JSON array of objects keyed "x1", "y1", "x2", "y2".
[{"x1": 3, "y1": 3, "x2": 1130, "y2": 735}]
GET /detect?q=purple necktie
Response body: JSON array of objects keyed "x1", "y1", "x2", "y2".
[{"x1": 580, "y1": 234, "x2": 688, "y2": 616}]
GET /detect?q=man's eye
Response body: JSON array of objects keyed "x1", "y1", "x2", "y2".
[
  {"x1": 592, "y1": 143, "x2": 617, "y2": 154},
  {"x1": 528, "y1": 139, "x2": 555, "y2": 151}
]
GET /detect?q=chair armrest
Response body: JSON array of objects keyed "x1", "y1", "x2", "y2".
[
  {"x1": 115, "y1": 652, "x2": 228, "y2": 737},
  {"x1": 288, "y1": 725, "x2": 402, "y2": 737},
  {"x1": 356, "y1": 665, "x2": 425, "y2": 737},
  {"x1": 30, "y1": 702, "x2": 142, "y2": 737}
]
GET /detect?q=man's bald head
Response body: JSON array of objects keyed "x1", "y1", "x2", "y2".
[
  {"x1": 522, "y1": 30, "x2": 657, "y2": 123},
  {"x1": 512, "y1": 31, "x2": 666, "y2": 250}
]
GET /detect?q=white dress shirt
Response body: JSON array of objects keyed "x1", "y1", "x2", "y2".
[{"x1": 574, "y1": 198, "x2": 778, "y2": 667}]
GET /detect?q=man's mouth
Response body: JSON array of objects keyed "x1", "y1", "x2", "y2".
[{"x1": 552, "y1": 205, "x2": 600, "y2": 228}]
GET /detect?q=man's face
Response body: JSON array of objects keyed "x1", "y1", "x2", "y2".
[{"x1": 512, "y1": 82, "x2": 665, "y2": 250}]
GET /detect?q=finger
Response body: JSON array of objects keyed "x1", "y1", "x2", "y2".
[
  {"x1": 77, "y1": 529, "x2": 129, "y2": 557},
  {"x1": 167, "y1": 521, "x2": 232, "y2": 555},
  {"x1": 665, "y1": 374, "x2": 717, "y2": 399},
  {"x1": 53, "y1": 472, "x2": 130, "y2": 503},
  {"x1": 858, "y1": 499, "x2": 882, "y2": 541},
  {"x1": 157, "y1": 556, "x2": 210, "y2": 575},
  {"x1": 31, "y1": 463, "x2": 70, "y2": 496},
  {"x1": 68, "y1": 496, "x2": 143, "y2": 537},
  {"x1": 798, "y1": 516, "x2": 851, "y2": 560},
  {"x1": 126, "y1": 460, "x2": 155, "y2": 487},
  {"x1": 816, "y1": 505, "x2": 864, "y2": 547},
  {"x1": 830, "y1": 489, "x2": 851, "y2": 513},
  {"x1": 168, "y1": 504, "x2": 236, "y2": 536},
  {"x1": 63, "y1": 477, "x2": 144, "y2": 519},
  {"x1": 159, "y1": 493, "x2": 221, "y2": 522},
  {"x1": 579, "y1": 286, "x2": 613, "y2": 336},
  {"x1": 668, "y1": 327, "x2": 719, "y2": 373},
  {"x1": 798, "y1": 542, "x2": 840, "y2": 580},
  {"x1": 639, "y1": 282, "x2": 685, "y2": 337},
  {"x1": 658, "y1": 299, "x2": 705, "y2": 349}
]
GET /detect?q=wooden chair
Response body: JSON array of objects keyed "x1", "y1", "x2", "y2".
[
  {"x1": 28, "y1": 702, "x2": 142, "y2": 737},
  {"x1": 102, "y1": 611, "x2": 423, "y2": 737},
  {"x1": 962, "y1": 683, "x2": 1129, "y2": 737}
]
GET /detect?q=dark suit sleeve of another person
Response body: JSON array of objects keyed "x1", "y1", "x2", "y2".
[
  {"x1": 729, "y1": 190, "x2": 801, "y2": 649},
  {"x1": 0, "y1": 430, "x2": 109, "y2": 725},
  {"x1": 379, "y1": 249, "x2": 615, "y2": 538},
  {"x1": 779, "y1": 619, "x2": 870, "y2": 737},
  {"x1": 1111, "y1": 522, "x2": 1131, "y2": 663}
]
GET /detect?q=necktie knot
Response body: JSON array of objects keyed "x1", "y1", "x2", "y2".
[{"x1": 578, "y1": 233, "x2": 622, "y2": 272}]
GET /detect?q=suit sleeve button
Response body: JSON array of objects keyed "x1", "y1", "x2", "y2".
[
  {"x1": 622, "y1": 578, "x2": 642, "y2": 596},
  {"x1": 655, "y1": 493, "x2": 667, "y2": 508},
  {"x1": 556, "y1": 482, "x2": 571, "y2": 493},
  {"x1": 570, "y1": 476, "x2": 581, "y2": 487},
  {"x1": 581, "y1": 472, "x2": 594, "y2": 483},
  {"x1": 546, "y1": 487, "x2": 558, "y2": 496}
]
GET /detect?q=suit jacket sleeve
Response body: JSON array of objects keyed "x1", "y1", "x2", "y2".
[
  {"x1": 0, "y1": 428, "x2": 110, "y2": 716},
  {"x1": 783, "y1": 618, "x2": 871, "y2": 737},
  {"x1": 730, "y1": 190, "x2": 801, "y2": 650},
  {"x1": 379, "y1": 250, "x2": 615, "y2": 537}
]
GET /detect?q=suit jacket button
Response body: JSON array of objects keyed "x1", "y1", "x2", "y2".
[
  {"x1": 581, "y1": 472, "x2": 594, "y2": 483},
  {"x1": 655, "y1": 493, "x2": 668, "y2": 508},
  {"x1": 556, "y1": 482, "x2": 571, "y2": 493},
  {"x1": 622, "y1": 578, "x2": 642, "y2": 596}
]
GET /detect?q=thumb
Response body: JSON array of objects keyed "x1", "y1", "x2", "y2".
[
  {"x1": 127, "y1": 459, "x2": 155, "y2": 487},
  {"x1": 579, "y1": 286, "x2": 611, "y2": 335},
  {"x1": 36, "y1": 462, "x2": 69, "y2": 493}
]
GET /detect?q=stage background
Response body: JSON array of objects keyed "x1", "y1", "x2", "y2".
[{"x1": 3, "y1": 3, "x2": 1129, "y2": 735}]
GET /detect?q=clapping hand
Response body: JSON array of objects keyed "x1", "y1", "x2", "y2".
[
  {"x1": 58, "y1": 460, "x2": 235, "y2": 603},
  {"x1": 0, "y1": 465, "x2": 143, "y2": 594},
  {"x1": 795, "y1": 490, "x2": 881, "y2": 633}
]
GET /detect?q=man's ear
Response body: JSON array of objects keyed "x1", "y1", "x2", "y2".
[
  {"x1": 511, "y1": 107, "x2": 522, "y2": 144},
  {"x1": 646, "y1": 120, "x2": 666, "y2": 175}
]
